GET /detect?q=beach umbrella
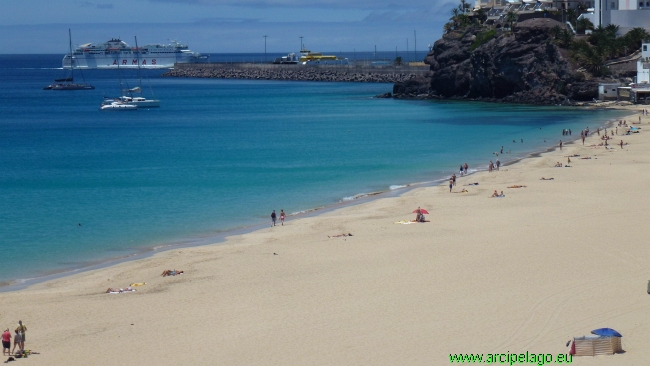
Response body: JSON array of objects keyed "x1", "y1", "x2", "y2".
[
  {"x1": 591, "y1": 328, "x2": 622, "y2": 337},
  {"x1": 413, "y1": 209, "x2": 429, "y2": 214}
]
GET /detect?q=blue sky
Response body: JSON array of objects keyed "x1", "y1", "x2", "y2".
[{"x1": 1, "y1": 0, "x2": 456, "y2": 54}]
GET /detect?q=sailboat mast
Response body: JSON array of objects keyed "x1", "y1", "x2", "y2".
[
  {"x1": 68, "y1": 29, "x2": 74, "y2": 80},
  {"x1": 135, "y1": 36, "x2": 143, "y2": 91}
]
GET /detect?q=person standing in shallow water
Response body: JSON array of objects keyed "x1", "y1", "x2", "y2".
[{"x1": 271, "y1": 210, "x2": 276, "y2": 227}]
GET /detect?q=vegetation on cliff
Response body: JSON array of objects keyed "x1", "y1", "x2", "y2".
[{"x1": 551, "y1": 25, "x2": 649, "y2": 76}]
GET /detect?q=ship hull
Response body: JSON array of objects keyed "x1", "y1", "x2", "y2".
[{"x1": 63, "y1": 54, "x2": 201, "y2": 69}]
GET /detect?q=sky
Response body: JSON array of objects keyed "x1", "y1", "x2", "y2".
[{"x1": 1, "y1": 0, "x2": 458, "y2": 54}]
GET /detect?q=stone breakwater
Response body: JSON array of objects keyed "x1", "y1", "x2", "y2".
[{"x1": 163, "y1": 64, "x2": 426, "y2": 83}]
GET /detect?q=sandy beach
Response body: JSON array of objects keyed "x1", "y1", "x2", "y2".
[{"x1": 2, "y1": 106, "x2": 650, "y2": 365}]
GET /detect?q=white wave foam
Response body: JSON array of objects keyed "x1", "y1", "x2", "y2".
[
  {"x1": 389, "y1": 184, "x2": 408, "y2": 190},
  {"x1": 341, "y1": 191, "x2": 382, "y2": 202}
]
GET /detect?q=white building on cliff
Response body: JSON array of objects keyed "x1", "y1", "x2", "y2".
[
  {"x1": 579, "y1": 0, "x2": 650, "y2": 34},
  {"x1": 636, "y1": 42, "x2": 650, "y2": 84},
  {"x1": 473, "y1": 0, "x2": 650, "y2": 34}
]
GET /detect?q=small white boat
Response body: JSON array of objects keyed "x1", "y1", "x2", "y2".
[{"x1": 100, "y1": 99, "x2": 137, "y2": 111}]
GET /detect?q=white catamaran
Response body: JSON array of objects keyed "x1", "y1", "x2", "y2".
[{"x1": 101, "y1": 36, "x2": 160, "y2": 110}]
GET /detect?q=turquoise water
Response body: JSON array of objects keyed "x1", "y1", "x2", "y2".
[{"x1": 0, "y1": 54, "x2": 624, "y2": 284}]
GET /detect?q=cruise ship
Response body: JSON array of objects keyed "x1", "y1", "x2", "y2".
[{"x1": 62, "y1": 38, "x2": 207, "y2": 69}]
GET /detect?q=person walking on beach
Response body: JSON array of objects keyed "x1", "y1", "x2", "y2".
[
  {"x1": 271, "y1": 210, "x2": 276, "y2": 227},
  {"x1": 15, "y1": 321, "x2": 25, "y2": 351},
  {"x1": 452, "y1": 174, "x2": 456, "y2": 186},
  {"x1": 2, "y1": 329, "x2": 10, "y2": 356},
  {"x1": 280, "y1": 209, "x2": 285, "y2": 226},
  {"x1": 464, "y1": 163, "x2": 468, "y2": 175},
  {"x1": 620, "y1": 140, "x2": 624, "y2": 149},
  {"x1": 496, "y1": 159, "x2": 501, "y2": 171},
  {"x1": 559, "y1": 140, "x2": 563, "y2": 150},
  {"x1": 581, "y1": 133, "x2": 585, "y2": 145}
]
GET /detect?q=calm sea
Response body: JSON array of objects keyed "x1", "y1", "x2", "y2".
[{"x1": 0, "y1": 54, "x2": 624, "y2": 285}]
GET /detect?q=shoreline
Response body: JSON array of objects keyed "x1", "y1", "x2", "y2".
[
  {"x1": 1, "y1": 106, "x2": 630, "y2": 291},
  {"x1": 2, "y1": 105, "x2": 648, "y2": 365}
]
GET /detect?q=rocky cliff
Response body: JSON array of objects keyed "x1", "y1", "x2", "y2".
[{"x1": 393, "y1": 19, "x2": 598, "y2": 104}]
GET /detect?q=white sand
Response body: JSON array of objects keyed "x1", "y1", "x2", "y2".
[{"x1": 2, "y1": 108, "x2": 649, "y2": 365}]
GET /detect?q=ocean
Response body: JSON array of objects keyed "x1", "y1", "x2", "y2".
[{"x1": 0, "y1": 54, "x2": 625, "y2": 286}]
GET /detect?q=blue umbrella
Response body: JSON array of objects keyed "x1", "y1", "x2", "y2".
[{"x1": 591, "y1": 328, "x2": 622, "y2": 337}]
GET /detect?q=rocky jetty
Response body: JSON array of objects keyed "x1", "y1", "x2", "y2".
[
  {"x1": 393, "y1": 19, "x2": 598, "y2": 104},
  {"x1": 163, "y1": 67, "x2": 419, "y2": 83}
]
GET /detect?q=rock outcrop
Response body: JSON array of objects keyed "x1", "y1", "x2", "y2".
[{"x1": 393, "y1": 19, "x2": 598, "y2": 104}]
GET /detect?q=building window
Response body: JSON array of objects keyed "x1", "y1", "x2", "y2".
[
  {"x1": 612, "y1": 1, "x2": 616, "y2": 8},
  {"x1": 644, "y1": 45, "x2": 648, "y2": 51},
  {"x1": 640, "y1": 1, "x2": 644, "y2": 7},
  {"x1": 647, "y1": 1, "x2": 650, "y2": 6}
]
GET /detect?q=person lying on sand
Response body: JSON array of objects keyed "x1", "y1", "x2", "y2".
[
  {"x1": 464, "y1": 182, "x2": 479, "y2": 186},
  {"x1": 567, "y1": 154, "x2": 580, "y2": 157},
  {"x1": 106, "y1": 287, "x2": 135, "y2": 293},
  {"x1": 554, "y1": 162, "x2": 563, "y2": 167},
  {"x1": 540, "y1": 177, "x2": 554, "y2": 180},
  {"x1": 580, "y1": 157, "x2": 592, "y2": 159},
  {"x1": 328, "y1": 233, "x2": 353, "y2": 238},
  {"x1": 161, "y1": 269, "x2": 184, "y2": 277},
  {"x1": 507, "y1": 185, "x2": 526, "y2": 188}
]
